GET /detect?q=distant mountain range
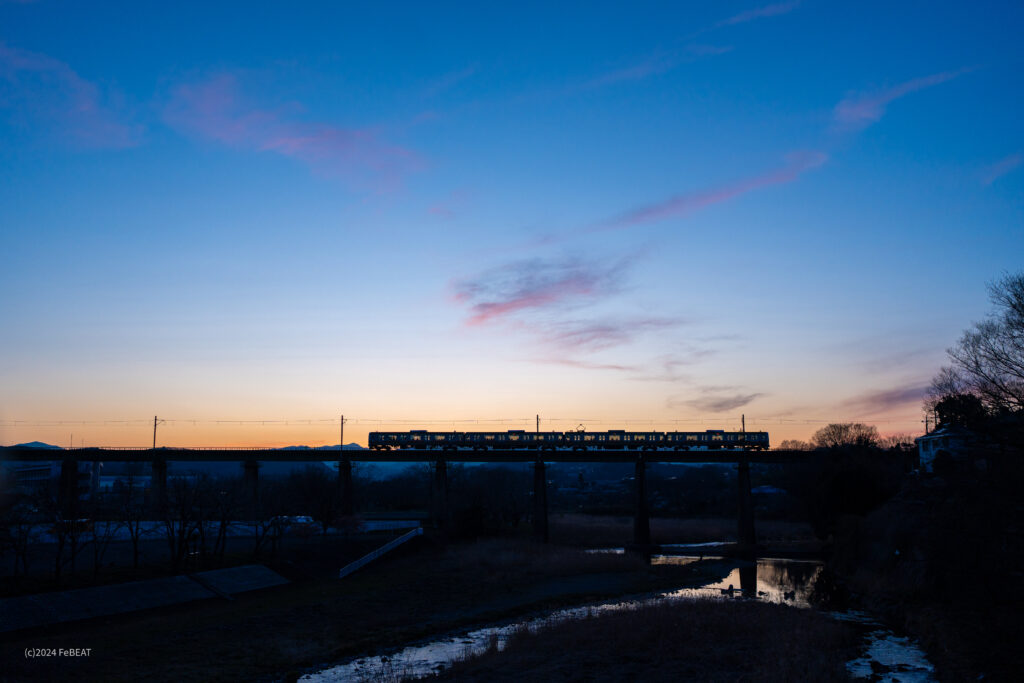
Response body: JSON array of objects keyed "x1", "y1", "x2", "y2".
[
  {"x1": 279, "y1": 443, "x2": 367, "y2": 451},
  {"x1": 13, "y1": 441, "x2": 62, "y2": 449}
]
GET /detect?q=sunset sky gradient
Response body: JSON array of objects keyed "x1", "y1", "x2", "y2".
[{"x1": 2, "y1": 1, "x2": 1022, "y2": 447}]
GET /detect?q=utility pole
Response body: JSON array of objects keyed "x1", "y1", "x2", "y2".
[
  {"x1": 340, "y1": 414, "x2": 345, "y2": 450},
  {"x1": 536, "y1": 414, "x2": 539, "y2": 434},
  {"x1": 153, "y1": 416, "x2": 157, "y2": 449}
]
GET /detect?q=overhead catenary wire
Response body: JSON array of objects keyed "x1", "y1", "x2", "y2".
[{"x1": 0, "y1": 414, "x2": 926, "y2": 427}]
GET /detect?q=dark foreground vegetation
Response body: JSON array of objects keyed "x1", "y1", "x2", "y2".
[
  {"x1": 831, "y1": 462, "x2": 1024, "y2": 681},
  {"x1": 1, "y1": 537, "x2": 741, "y2": 683},
  {"x1": 438, "y1": 599, "x2": 857, "y2": 682}
]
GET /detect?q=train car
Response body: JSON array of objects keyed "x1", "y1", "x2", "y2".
[
  {"x1": 369, "y1": 429, "x2": 770, "y2": 451},
  {"x1": 664, "y1": 430, "x2": 770, "y2": 450},
  {"x1": 369, "y1": 430, "x2": 565, "y2": 450}
]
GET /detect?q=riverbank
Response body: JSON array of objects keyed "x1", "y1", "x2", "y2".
[
  {"x1": 435, "y1": 598, "x2": 859, "y2": 682},
  {"x1": 0, "y1": 537, "x2": 743, "y2": 682}
]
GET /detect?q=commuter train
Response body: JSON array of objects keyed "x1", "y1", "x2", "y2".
[{"x1": 368, "y1": 429, "x2": 769, "y2": 451}]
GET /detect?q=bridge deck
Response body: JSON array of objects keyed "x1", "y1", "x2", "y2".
[{"x1": 0, "y1": 446, "x2": 812, "y2": 464}]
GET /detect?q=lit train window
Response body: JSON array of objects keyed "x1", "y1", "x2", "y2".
[
  {"x1": 609, "y1": 434, "x2": 621, "y2": 441},
  {"x1": 509, "y1": 435, "x2": 520, "y2": 441},
  {"x1": 635, "y1": 435, "x2": 646, "y2": 441},
  {"x1": 687, "y1": 435, "x2": 697, "y2": 441},
  {"x1": 712, "y1": 434, "x2": 723, "y2": 441},
  {"x1": 412, "y1": 435, "x2": 421, "y2": 441},
  {"x1": 584, "y1": 435, "x2": 595, "y2": 441}
]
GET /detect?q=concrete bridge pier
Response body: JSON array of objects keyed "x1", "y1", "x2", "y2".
[
  {"x1": 58, "y1": 458, "x2": 78, "y2": 520},
  {"x1": 532, "y1": 458, "x2": 549, "y2": 542},
  {"x1": 633, "y1": 456, "x2": 651, "y2": 548},
  {"x1": 338, "y1": 456, "x2": 354, "y2": 516},
  {"x1": 736, "y1": 459, "x2": 756, "y2": 550},
  {"x1": 431, "y1": 458, "x2": 448, "y2": 530},
  {"x1": 150, "y1": 459, "x2": 167, "y2": 513},
  {"x1": 739, "y1": 562, "x2": 757, "y2": 596},
  {"x1": 243, "y1": 460, "x2": 260, "y2": 516}
]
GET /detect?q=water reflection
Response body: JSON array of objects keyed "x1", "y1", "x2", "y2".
[{"x1": 653, "y1": 556, "x2": 822, "y2": 606}]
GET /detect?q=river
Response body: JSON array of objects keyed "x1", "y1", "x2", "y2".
[{"x1": 299, "y1": 553, "x2": 934, "y2": 682}]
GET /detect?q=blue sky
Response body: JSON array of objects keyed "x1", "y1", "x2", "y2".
[{"x1": 2, "y1": 1, "x2": 1022, "y2": 447}]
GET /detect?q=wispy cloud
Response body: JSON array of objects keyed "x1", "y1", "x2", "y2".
[
  {"x1": 840, "y1": 384, "x2": 928, "y2": 415},
  {"x1": 539, "y1": 317, "x2": 682, "y2": 353},
  {"x1": 832, "y1": 68, "x2": 971, "y2": 132},
  {"x1": 631, "y1": 351, "x2": 713, "y2": 382},
  {"x1": 423, "y1": 65, "x2": 478, "y2": 98},
  {"x1": 715, "y1": 1, "x2": 801, "y2": 27},
  {"x1": 427, "y1": 188, "x2": 470, "y2": 219},
  {"x1": 0, "y1": 42, "x2": 142, "y2": 148},
  {"x1": 669, "y1": 386, "x2": 764, "y2": 412},
  {"x1": 162, "y1": 73, "x2": 418, "y2": 190},
  {"x1": 453, "y1": 256, "x2": 630, "y2": 326},
  {"x1": 582, "y1": 54, "x2": 679, "y2": 90},
  {"x1": 685, "y1": 44, "x2": 734, "y2": 57},
  {"x1": 982, "y1": 153, "x2": 1022, "y2": 185},
  {"x1": 537, "y1": 357, "x2": 640, "y2": 372},
  {"x1": 600, "y1": 150, "x2": 827, "y2": 230}
]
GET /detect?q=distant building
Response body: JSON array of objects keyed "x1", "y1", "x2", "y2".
[
  {"x1": 915, "y1": 425, "x2": 976, "y2": 472},
  {"x1": 0, "y1": 460, "x2": 97, "y2": 501}
]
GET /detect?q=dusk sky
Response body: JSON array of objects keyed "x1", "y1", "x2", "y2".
[{"x1": 2, "y1": 1, "x2": 1022, "y2": 448}]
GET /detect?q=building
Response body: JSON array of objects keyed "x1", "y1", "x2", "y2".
[{"x1": 915, "y1": 425, "x2": 975, "y2": 472}]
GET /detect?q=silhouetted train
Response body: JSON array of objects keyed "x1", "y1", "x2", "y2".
[{"x1": 368, "y1": 429, "x2": 769, "y2": 451}]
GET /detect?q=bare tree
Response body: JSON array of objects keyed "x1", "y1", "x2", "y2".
[
  {"x1": 288, "y1": 466, "x2": 341, "y2": 536},
  {"x1": 811, "y1": 423, "x2": 879, "y2": 449},
  {"x1": 938, "y1": 272, "x2": 1024, "y2": 413},
  {"x1": 0, "y1": 491, "x2": 40, "y2": 577},
  {"x1": 777, "y1": 439, "x2": 813, "y2": 450},
  {"x1": 878, "y1": 433, "x2": 916, "y2": 449},
  {"x1": 162, "y1": 475, "x2": 205, "y2": 572},
  {"x1": 211, "y1": 477, "x2": 242, "y2": 564},
  {"x1": 115, "y1": 474, "x2": 149, "y2": 573}
]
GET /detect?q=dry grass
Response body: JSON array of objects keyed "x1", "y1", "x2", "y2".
[
  {"x1": 0, "y1": 537, "x2": 702, "y2": 683},
  {"x1": 439, "y1": 598, "x2": 858, "y2": 682}
]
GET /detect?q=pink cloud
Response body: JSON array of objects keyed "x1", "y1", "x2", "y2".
[
  {"x1": 427, "y1": 188, "x2": 470, "y2": 219},
  {"x1": 453, "y1": 257, "x2": 628, "y2": 326},
  {"x1": 982, "y1": 153, "x2": 1022, "y2": 185},
  {"x1": 0, "y1": 42, "x2": 142, "y2": 148},
  {"x1": 602, "y1": 150, "x2": 827, "y2": 229},
  {"x1": 162, "y1": 73, "x2": 418, "y2": 190},
  {"x1": 841, "y1": 384, "x2": 929, "y2": 416},
  {"x1": 669, "y1": 386, "x2": 764, "y2": 412},
  {"x1": 716, "y1": 1, "x2": 801, "y2": 27},
  {"x1": 833, "y1": 68, "x2": 971, "y2": 131}
]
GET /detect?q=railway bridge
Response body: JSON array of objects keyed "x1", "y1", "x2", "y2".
[{"x1": 0, "y1": 446, "x2": 818, "y2": 549}]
